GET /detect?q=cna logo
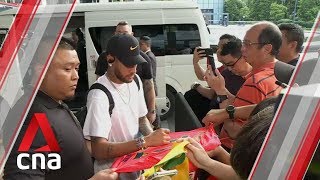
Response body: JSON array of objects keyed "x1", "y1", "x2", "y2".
[{"x1": 17, "y1": 113, "x2": 61, "y2": 170}]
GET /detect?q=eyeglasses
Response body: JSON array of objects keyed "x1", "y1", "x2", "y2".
[
  {"x1": 242, "y1": 41, "x2": 267, "y2": 47},
  {"x1": 222, "y1": 55, "x2": 242, "y2": 67}
]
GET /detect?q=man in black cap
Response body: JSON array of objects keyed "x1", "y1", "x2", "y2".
[
  {"x1": 95, "y1": 21, "x2": 157, "y2": 126},
  {"x1": 83, "y1": 34, "x2": 170, "y2": 179}
]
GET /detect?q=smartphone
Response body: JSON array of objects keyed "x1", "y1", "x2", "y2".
[
  {"x1": 197, "y1": 47, "x2": 214, "y2": 56},
  {"x1": 147, "y1": 169, "x2": 178, "y2": 180},
  {"x1": 207, "y1": 55, "x2": 216, "y2": 71}
]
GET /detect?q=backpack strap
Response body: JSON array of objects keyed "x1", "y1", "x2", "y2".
[
  {"x1": 89, "y1": 83, "x2": 114, "y2": 116},
  {"x1": 133, "y1": 75, "x2": 140, "y2": 91},
  {"x1": 89, "y1": 76, "x2": 139, "y2": 116}
]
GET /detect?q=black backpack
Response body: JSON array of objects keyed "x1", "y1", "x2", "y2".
[{"x1": 75, "y1": 75, "x2": 140, "y2": 128}]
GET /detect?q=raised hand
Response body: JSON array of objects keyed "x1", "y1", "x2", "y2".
[
  {"x1": 204, "y1": 66, "x2": 226, "y2": 95},
  {"x1": 193, "y1": 47, "x2": 206, "y2": 64},
  {"x1": 185, "y1": 137, "x2": 211, "y2": 169}
]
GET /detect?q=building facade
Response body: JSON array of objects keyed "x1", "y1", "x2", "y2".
[
  {"x1": 197, "y1": 0, "x2": 224, "y2": 25},
  {"x1": 1, "y1": 0, "x2": 224, "y2": 24}
]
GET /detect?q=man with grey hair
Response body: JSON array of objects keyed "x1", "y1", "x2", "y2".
[{"x1": 203, "y1": 21, "x2": 283, "y2": 150}]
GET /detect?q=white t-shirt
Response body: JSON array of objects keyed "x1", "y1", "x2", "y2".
[{"x1": 83, "y1": 74, "x2": 147, "y2": 173}]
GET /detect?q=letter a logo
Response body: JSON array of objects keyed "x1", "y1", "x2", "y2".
[{"x1": 18, "y1": 113, "x2": 61, "y2": 152}]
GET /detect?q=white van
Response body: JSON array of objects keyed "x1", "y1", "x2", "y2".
[{"x1": 0, "y1": 1, "x2": 211, "y2": 119}]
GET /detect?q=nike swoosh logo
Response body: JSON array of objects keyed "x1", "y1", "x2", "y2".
[{"x1": 130, "y1": 45, "x2": 138, "y2": 51}]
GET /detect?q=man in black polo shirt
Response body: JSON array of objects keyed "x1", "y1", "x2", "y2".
[
  {"x1": 139, "y1": 35, "x2": 160, "y2": 128},
  {"x1": 277, "y1": 23, "x2": 304, "y2": 66},
  {"x1": 4, "y1": 38, "x2": 118, "y2": 180}
]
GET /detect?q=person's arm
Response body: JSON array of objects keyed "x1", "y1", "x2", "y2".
[
  {"x1": 90, "y1": 137, "x2": 143, "y2": 160},
  {"x1": 207, "y1": 146, "x2": 230, "y2": 165},
  {"x1": 143, "y1": 79, "x2": 156, "y2": 123},
  {"x1": 139, "y1": 54, "x2": 157, "y2": 124},
  {"x1": 89, "y1": 169, "x2": 118, "y2": 180},
  {"x1": 204, "y1": 67, "x2": 234, "y2": 108},
  {"x1": 202, "y1": 104, "x2": 257, "y2": 126},
  {"x1": 139, "y1": 116, "x2": 154, "y2": 135},
  {"x1": 234, "y1": 104, "x2": 257, "y2": 120},
  {"x1": 216, "y1": 89, "x2": 233, "y2": 109},
  {"x1": 195, "y1": 85, "x2": 216, "y2": 100},
  {"x1": 223, "y1": 104, "x2": 258, "y2": 139},
  {"x1": 202, "y1": 108, "x2": 229, "y2": 127},
  {"x1": 90, "y1": 127, "x2": 170, "y2": 160},
  {"x1": 223, "y1": 120, "x2": 244, "y2": 139},
  {"x1": 193, "y1": 47, "x2": 207, "y2": 81},
  {"x1": 186, "y1": 138, "x2": 240, "y2": 180},
  {"x1": 202, "y1": 159, "x2": 240, "y2": 180}
]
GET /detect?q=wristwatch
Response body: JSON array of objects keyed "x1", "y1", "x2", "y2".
[
  {"x1": 148, "y1": 109, "x2": 156, "y2": 114},
  {"x1": 226, "y1": 105, "x2": 235, "y2": 119},
  {"x1": 191, "y1": 82, "x2": 201, "y2": 90},
  {"x1": 136, "y1": 136, "x2": 146, "y2": 150},
  {"x1": 216, "y1": 95, "x2": 228, "y2": 103}
]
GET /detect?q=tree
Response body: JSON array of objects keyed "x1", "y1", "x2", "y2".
[
  {"x1": 247, "y1": 0, "x2": 273, "y2": 20},
  {"x1": 236, "y1": 0, "x2": 319, "y2": 26},
  {"x1": 225, "y1": 0, "x2": 246, "y2": 21},
  {"x1": 270, "y1": 2, "x2": 288, "y2": 21},
  {"x1": 240, "y1": 6, "x2": 250, "y2": 21},
  {"x1": 297, "y1": 0, "x2": 320, "y2": 23}
]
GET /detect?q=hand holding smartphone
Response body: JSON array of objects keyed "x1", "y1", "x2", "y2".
[{"x1": 197, "y1": 47, "x2": 216, "y2": 74}]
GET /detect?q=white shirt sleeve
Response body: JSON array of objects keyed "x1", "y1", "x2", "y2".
[{"x1": 83, "y1": 89, "x2": 111, "y2": 140}]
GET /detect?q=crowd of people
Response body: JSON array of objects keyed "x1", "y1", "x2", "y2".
[{"x1": 2, "y1": 20, "x2": 310, "y2": 180}]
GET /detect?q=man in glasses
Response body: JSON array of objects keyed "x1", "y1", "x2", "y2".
[
  {"x1": 203, "y1": 21, "x2": 283, "y2": 151},
  {"x1": 186, "y1": 34, "x2": 246, "y2": 122},
  {"x1": 217, "y1": 37, "x2": 252, "y2": 77}
]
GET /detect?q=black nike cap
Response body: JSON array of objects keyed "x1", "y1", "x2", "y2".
[{"x1": 106, "y1": 34, "x2": 146, "y2": 67}]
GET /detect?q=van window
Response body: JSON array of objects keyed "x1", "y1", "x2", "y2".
[
  {"x1": 133, "y1": 25, "x2": 165, "y2": 56},
  {"x1": 89, "y1": 24, "x2": 200, "y2": 56},
  {"x1": 63, "y1": 15, "x2": 85, "y2": 40}
]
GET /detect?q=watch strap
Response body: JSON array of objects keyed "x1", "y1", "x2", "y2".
[
  {"x1": 191, "y1": 82, "x2": 200, "y2": 90},
  {"x1": 217, "y1": 95, "x2": 228, "y2": 103},
  {"x1": 226, "y1": 105, "x2": 235, "y2": 119}
]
